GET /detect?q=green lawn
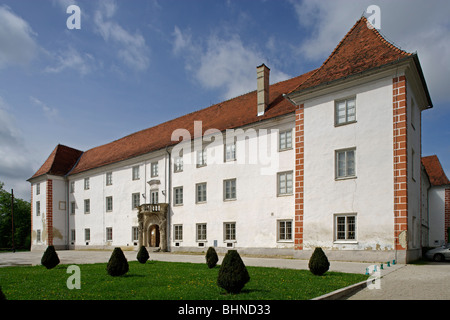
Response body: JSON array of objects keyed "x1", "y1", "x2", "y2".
[{"x1": 0, "y1": 261, "x2": 367, "y2": 300}]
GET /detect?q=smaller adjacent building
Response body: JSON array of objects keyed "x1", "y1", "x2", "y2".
[{"x1": 422, "y1": 155, "x2": 450, "y2": 247}]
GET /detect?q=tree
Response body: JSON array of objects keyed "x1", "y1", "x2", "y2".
[
  {"x1": 308, "y1": 247, "x2": 330, "y2": 276},
  {"x1": 41, "y1": 245, "x2": 60, "y2": 269},
  {"x1": 137, "y1": 246, "x2": 149, "y2": 264},
  {"x1": 0, "y1": 182, "x2": 31, "y2": 250},
  {"x1": 217, "y1": 250, "x2": 250, "y2": 294},
  {"x1": 205, "y1": 246, "x2": 219, "y2": 268},
  {"x1": 107, "y1": 247, "x2": 129, "y2": 276}
]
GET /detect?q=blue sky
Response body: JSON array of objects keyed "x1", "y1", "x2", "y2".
[{"x1": 0, "y1": 0, "x2": 449, "y2": 200}]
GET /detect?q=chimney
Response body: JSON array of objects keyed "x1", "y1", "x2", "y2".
[{"x1": 257, "y1": 64, "x2": 270, "y2": 116}]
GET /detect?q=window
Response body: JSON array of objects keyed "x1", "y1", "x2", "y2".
[
  {"x1": 106, "y1": 227, "x2": 113, "y2": 241},
  {"x1": 336, "y1": 148, "x2": 356, "y2": 179},
  {"x1": 70, "y1": 201, "x2": 76, "y2": 215},
  {"x1": 197, "y1": 149, "x2": 207, "y2": 167},
  {"x1": 36, "y1": 229, "x2": 41, "y2": 243},
  {"x1": 71, "y1": 229, "x2": 76, "y2": 242},
  {"x1": 196, "y1": 183, "x2": 207, "y2": 203},
  {"x1": 225, "y1": 142, "x2": 236, "y2": 161},
  {"x1": 335, "y1": 214, "x2": 356, "y2": 241},
  {"x1": 132, "y1": 227, "x2": 139, "y2": 242},
  {"x1": 70, "y1": 181, "x2": 75, "y2": 193},
  {"x1": 279, "y1": 129, "x2": 293, "y2": 151},
  {"x1": 277, "y1": 171, "x2": 293, "y2": 196},
  {"x1": 36, "y1": 201, "x2": 40, "y2": 216},
  {"x1": 84, "y1": 178, "x2": 90, "y2": 190},
  {"x1": 278, "y1": 220, "x2": 293, "y2": 241},
  {"x1": 174, "y1": 187, "x2": 183, "y2": 206},
  {"x1": 174, "y1": 225, "x2": 183, "y2": 241},
  {"x1": 36, "y1": 183, "x2": 40, "y2": 195},
  {"x1": 132, "y1": 193, "x2": 140, "y2": 209},
  {"x1": 151, "y1": 162, "x2": 159, "y2": 177},
  {"x1": 106, "y1": 196, "x2": 113, "y2": 212},
  {"x1": 174, "y1": 155, "x2": 183, "y2": 172},
  {"x1": 84, "y1": 228, "x2": 90, "y2": 242},
  {"x1": 412, "y1": 149, "x2": 416, "y2": 181},
  {"x1": 132, "y1": 165, "x2": 140, "y2": 180},
  {"x1": 197, "y1": 223, "x2": 207, "y2": 241},
  {"x1": 84, "y1": 199, "x2": 90, "y2": 214},
  {"x1": 106, "y1": 172, "x2": 112, "y2": 186},
  {"x1": 224, "y1": 179, "x2": 236, "y2": 200},
  {"x1": 150, "y1": 191, "x2": 158, "y2": 204},
  {"x1": 224, "y1": 222, "x2": 236, "y2": 241},
  {"x1": 335, "y1": 97, "x2": 356, "y2": 125}
]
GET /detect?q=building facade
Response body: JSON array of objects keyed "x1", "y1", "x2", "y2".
[{"x1": 28, "y1": 17, "x2": 439, "y2": 263}]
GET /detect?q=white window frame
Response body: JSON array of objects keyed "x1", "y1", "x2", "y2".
[
  {"x1": 277, "y1": 171, "x2": 293, "y2": 196},
  {"x1": 278, "y1": 220, "x2": 293, "y2": 242},
  {"x1": 84, "y1": 228, "x2": 90, "y2": 242},
  {"x1": 174, "y1": 186, "x2": 183, "y2": 206},
  {"x1": 196, "y1": 223, "x2": 207, "y2": 241},
  {"x1": 36, "y1": 201, "x2": 40, "y2": 216},
  {"x1": 132, "y1": 227, "x2": 139, "y2": 242},
  {"x1": 174, "y1": 156, "x2": 183, "y2": 172},
  {"x1": 132, "y1": 165, "x2": 140, "y2": 180},
  {"x1": 132, "y1": 193, "x2": 140, "y2": 210},
  {"x1": 224, "y1": 222, "x2": 236, "y2": 242},
  {"x1": 106, "y1": 196, "x2": 113, "y2": 212},
  {"x1": 84, "y1": 199, "x2": 90, "y2": 214},
  {"x1": 151, "y1": 162, "x2": 159, "y2": 177},
  {"x1": 106, "y1": 172, "x2": 113, "y2": 186},
  {"x1": 335, "y1": 148, "x2": 356, "y2": 179},
  {"x1": 335, "y1": 97, "x2": 356, "y2": 126},
  {"x1": 174, "y1": 225, "x2": 183, "y2": 241},
  {"x1": 70, "y1": 201, "x2": 76, "y2": 215},
  {"x1": 36, "y1": 229, "x2": 41, "y2": 243},
  {"x1": 223, "y1": 179, "x2": 236, "y2": 201},
  {"x1": 70, "y1": 181, "x2": 75, "y2": 193},
  {"x1": 196, "y1": 182, "x2": 207, "y2": 203},
  {"x1": 106, "y1": 227, "x2": 113, "y2": 242},
  {"x1": 197, "y1": 149, "x2": 207, "y2": 167},
  {"x1": 150, "y1": 190, "x2": 159, "y2": 204},
  {"x1": 334, "y1": 214, "x2": 357, "y2": 242},
  {"x1": 36, "y1": 183, "x2": 40, "y2": 195},
  {"x1": 225, "y1": 142, "x2": 236, "y2": 161},
  {"x1": 71, "y1": 229, "x2": 76, "y2": 242},
  {"x1": 84, "y1": 178, "x2": 90, "y2": 190},
  {"x1": 279, "y1": 129, "x2": 293, "y2": 151}
]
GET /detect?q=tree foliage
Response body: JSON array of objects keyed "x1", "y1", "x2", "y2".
[
  {"x1": 137, "y1": 246, "x2": 149, "y2": 264},
  {"x1": 107, "y1": 247, "x2": 129, "y2": 276},
  {"x1": 205, "y1": 246, "x2": 219, "y2": 268},
  {"x1": 41, "y1": 245, "x2": 60, "y2": 269},
  {"x1": 0, "y1": 182, "x2": 31, "y2": 250},
  {"x1": 217, "y1": 250, "x2": 250, "y2": 294},
  {"x1": 308, "y1": 247, "x2": 330, "y2": 276}
]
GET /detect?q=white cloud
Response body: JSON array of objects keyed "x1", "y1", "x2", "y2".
[
  {"x1": 289, "y1": 0, "x2": 450, "y2": 105},
  {"x1": 172, "y1": 27, "x2": 290, "y2": 100},
  {"x1": 44, "y1": 47, "x2": 94, "y2": 76},
  {"x1": 0, "y1": 5, "x2": 38, "y2": 69},
  {"x1": 30, "y1": 96, "x2": 59, "y2": 121},
  {"x1": 94, "y1": 0, "x2": 150, "y2": 71}
]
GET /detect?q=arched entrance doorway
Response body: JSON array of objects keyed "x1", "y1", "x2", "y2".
[{"x1": 148, "y1": 224, "x2": 160, "y2": 247}]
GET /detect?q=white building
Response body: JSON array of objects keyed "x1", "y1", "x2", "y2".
[{"x1": 28, "y1": 17, "x2": 440, "y2": 263}]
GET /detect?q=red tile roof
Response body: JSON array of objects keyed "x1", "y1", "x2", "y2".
[
  {"x1": 422, "y1": 155, "x2": 450, "y2": 186},
  {"x1": 30, "y1": 17, "x2": 430, "y2": 178},
  {"x1": 29, "y1": 144, "x2": 83, "y2": 180},
  {"x1": 290, "y1": 16, "x2": 412, "y2": 94}
]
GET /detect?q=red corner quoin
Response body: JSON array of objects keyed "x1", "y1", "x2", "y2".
[
  {"x1": 294, "y1": 104, "x2": 304, "y2": 250},
  {"x1": 46, "y1": 179, "x2": 53, "y2": 246}
]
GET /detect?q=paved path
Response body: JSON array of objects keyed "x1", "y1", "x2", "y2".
[{"x1": 1, "y1": 250, "x2": 448, "y2": 300}]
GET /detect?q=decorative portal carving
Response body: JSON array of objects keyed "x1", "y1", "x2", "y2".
[{"x1": 137, "y1": 203, "x2": 169, "y2": 251}]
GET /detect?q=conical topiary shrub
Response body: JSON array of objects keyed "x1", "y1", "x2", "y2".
[
  {"x1": 217, "y1": 250, "x2": 250, "y2": 294},
  {"x1": 107, "y1": 247, "x2": 129, "y2": 276},
  {"x1": 137, "y1": 246, "x2": 149, "y2": 264},
  {"x1": 0, "y1": 286, "x2": 6, "y2": 300},
  {"x1": 205, "y1": 246, "x2": 219, "y2": 268},
  {"x1": 308, "y1": 247, "x2": 330, "y2": 276},
  {"x1": 41, "y1": 245, "x2": 60, "y2": 269}
]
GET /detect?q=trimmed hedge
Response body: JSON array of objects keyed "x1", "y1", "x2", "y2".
[
  {"x1": 137, "y1": 246, "x2": 149, "y2": 264},
  {"x1": 217, "y1": 250, "x2": 250, "y2": 294},
  {"x1": 107, "y1": 247, "x2": 129, "y2": 276},
  {"x1": 205, "y1": 247, "x2": 219, "y2": 268},
  {"x1": 308, "y1": 247, "x2": 330, "y2": 276},
  {"x1": 41, "y1": 245, "x2": 60, "y2": 269}
]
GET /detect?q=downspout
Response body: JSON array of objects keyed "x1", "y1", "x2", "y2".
[{"x1": 165, "y1": 146, "x2": 172, "y2": 252}]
